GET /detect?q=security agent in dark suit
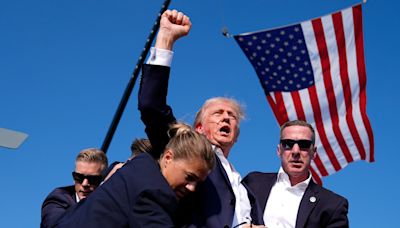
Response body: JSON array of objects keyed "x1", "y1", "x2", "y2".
[
  {"x1": 243, "y1": 120, "x2": 349, "y2": 228},
  {"x1": 41, "y1": 148, "x2": 107, "y2": 228},
  {"x1": 139, "y1": 9, "x2": 264, "y2": 228}
]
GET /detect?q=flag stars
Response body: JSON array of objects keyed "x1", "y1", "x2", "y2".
[
  {"x1": 279, "y1": 48, "x2": 284, "y2": 53},
  {"x1": 282, "y1": 58, "x2": 287, "y2": 63},
  {"x1": 307, "y1": 70, "x2": 312, "y2": 75},
  {"x1": 248, "y1": 41, "x2": 253, "y2": 46},
  {"x1": 280, "y1": 30, "x2": 286, "y2": 35},
  {"x1": 270, "y1": 43, "x2": 276, "y2": 48},
  {"x1": 277, "y1": 65, "x2": 282, "y2": 70},
  {"x1": 262, "y1": 39, "x2": 266, "y2": 44},
  {"x1": 275, "y1": 37, "x2": 281, "y2": 42},
  {"x1": 266, "y1": 33, "x2": 272, "y2": 38},
  {"x1": 269, "y1": 61, "x2": 274, "y2": 66},
  {"x1": 252, "y1": 36, "x2": 258, "y2": 40},
  {"x1": 294, "y1": 27, "x2": 300, "y2": 32},
  {"x1": 257, "y1": 45, "x2": 262, "y2": 50}
]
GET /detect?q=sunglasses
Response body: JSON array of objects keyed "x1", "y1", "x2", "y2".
[
  {"x1": 72, "y1": 171, "x2": 103, "y2": 186},
  {"x1": 280, "y1": 139, "x2": 313, "y2": 150}
]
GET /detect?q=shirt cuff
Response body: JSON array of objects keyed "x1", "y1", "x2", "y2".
[{"x1": 146, "y1": 47, "x2": 174, "y2": 67}]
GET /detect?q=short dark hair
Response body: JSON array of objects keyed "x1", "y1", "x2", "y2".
[{"x1": 280, "y1": 120, "x2": 315, "y2": 144}]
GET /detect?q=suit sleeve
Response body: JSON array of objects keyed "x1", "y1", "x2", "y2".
[
  {"x1": 138, "y1": 64, "x2": 176, "y2": 159},
  {"x1": 41, "y1": 193, "x2": 73, "y2": 228},
  {"x1": 130, "y1": 189, "x2": 177, "y2": 227},
  {"x1": 326, "y1": 197, "x2": 349, "y2": 228}
]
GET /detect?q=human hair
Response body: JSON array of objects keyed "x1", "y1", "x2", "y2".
[
  {"x1": 193, "y1": 97, "x2": 245, "y2": 128},
  {"x1": 130, "y1": 138, "x2": 152, "y2": 158},
  {"x1": 165, "y1": 122, "x2": 215, "y2": 170},
  {"x1": 280, "y1": 120, "x2": 316, "y2": 144},
  {"x1": 75, "y1": 148, "x2": 108, "y2": 171}
]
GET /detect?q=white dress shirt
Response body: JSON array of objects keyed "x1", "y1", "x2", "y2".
[
  {"x1": 215, "y1": 147, "x2": 252, "y2": 227},
  {"x1": 263, "y1": 167, "x2": 311, "y2": 228}
]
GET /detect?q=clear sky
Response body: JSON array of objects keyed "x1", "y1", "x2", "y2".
[{"x1": 1, "y1": 0, "x2": 399, "y2": 227}]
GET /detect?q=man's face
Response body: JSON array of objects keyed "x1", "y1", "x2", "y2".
[
  {"x1": 278, "y1": 125, "x2": 316, "y2": 184},
  {"x1": 161, "y1": 150, "x2": 210, "y2": 200},
  {"x1": 195, "y1": 100, "x2": 239, "y2": 153},
  {"x1": 73, "y1": 161, "x2": 103, "y2": 200}
]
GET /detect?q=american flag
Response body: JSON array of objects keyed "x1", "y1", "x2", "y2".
[{"x1": 234, "y1": 4, "x2": 374, "y2": 183}]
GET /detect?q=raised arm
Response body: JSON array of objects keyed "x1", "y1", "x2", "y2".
[{"x1": 138, "y1": 9, "x2": 191, "y2": 159}]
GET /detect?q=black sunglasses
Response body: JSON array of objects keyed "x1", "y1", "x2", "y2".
[
  {"x1": 72, "y1": 171, "x2": 103, "y2": 186},
  {"x1": 280, "y1": 139, "x2": 313, "y2": 150}
]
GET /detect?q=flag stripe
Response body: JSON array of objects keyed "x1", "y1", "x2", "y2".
[
  {"x1": 292, "y1": 91, "x2": 306, "y2": 120},
  {"x1": 332, "y1": 10, "x2": 366, "y2": 163},
  {"x1": 320, "y1": 14, "x2": 355, "y2": 164},
  {"x1": 308, "y1": 85, "x2": 341, "y2": 172},
  {"x1": 353, "y1": 4, "x2": 375, "y2": 162}
]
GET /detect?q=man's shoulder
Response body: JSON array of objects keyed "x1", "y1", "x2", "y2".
[
  {"x1": 310, "y1": 181, "x2": 348, "y2": 204},
  {"x1": 243, "y1": 171, "x2": 277, "y2": 184},
  {"x1": 44, "y1": 185, "x2": 76, "y2": 203}
]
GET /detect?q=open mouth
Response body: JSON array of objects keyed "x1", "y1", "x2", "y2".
[{"x1": 219, "y1": 126, "x2": 231, "y2": 135}]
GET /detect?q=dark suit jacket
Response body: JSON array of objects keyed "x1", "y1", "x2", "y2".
[
  {"x1": 139, "y1": 64, "x2": 264, "y2": 228},
  {"x1": 56, "y1": 153, "x2": 178, "y2": 228},
  {"x1": 243, "y1": 172, "x2": 349, "y2": 228},
  {"x1": 41, "y1": 185, "x2": 76, "y2": 228}
]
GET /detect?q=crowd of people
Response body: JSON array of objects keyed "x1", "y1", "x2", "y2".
[{"x1": 40, "y1": 9, "x2": 349, "y2": 228}]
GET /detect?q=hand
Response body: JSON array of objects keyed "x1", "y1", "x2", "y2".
[
  {"x1": 103, "y1": 162, "x2": 124, "y2": 182},
  {"x1": 242, "y1": 224, "x2": 268, "y2": 228},
  {"x1": 155, "y1": 9, "x2": 192, "y2": 50}
]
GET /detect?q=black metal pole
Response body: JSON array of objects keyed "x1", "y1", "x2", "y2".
[{"x1": 101, "y1": 0, "x2": 171, "y2": 153}]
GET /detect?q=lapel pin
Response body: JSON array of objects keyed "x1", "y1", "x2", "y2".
[{"x1": 309, "y1": 196, "x2": 316, "y2": 203}]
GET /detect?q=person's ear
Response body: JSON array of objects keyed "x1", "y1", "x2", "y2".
[
  {"x1": 163, "y1": 149, "x2": 174, "y2": 165},
  {"x1": 195, "y1": 123, "x2": 203, "y2": 134},
  {"x1": 277, "y1": 144, "x2": 282, "y2": 158},
  {"x1": 310, "y1": 146, "x2": 317, "y2": 160}
]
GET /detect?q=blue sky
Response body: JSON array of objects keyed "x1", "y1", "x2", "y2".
[{"x1": 1, "y1": 0, "x2": 399, "y2": 227}]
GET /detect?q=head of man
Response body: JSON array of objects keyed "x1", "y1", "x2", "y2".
[
  {"x1": 278, "y1": 120, "x2": 316, "y2": 186},
  {"x1": 194, "y1": 97, "x2": 244, "y2": 157},
  {"x1": 160, "y1": 122, "x2": 215, "y2": 200},
  {"x1": 73, "y1": 148, "x2": 108, "y2": 200},
  {"x1": 130, "y1": 138, "x2": 152, "y2": 160}
]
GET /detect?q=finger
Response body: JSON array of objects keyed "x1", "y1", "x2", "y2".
[
  {"x1": 175, "y1": 11, "x2": 184, "y2": 25},
  {"x1": 182, "y1": 15, "x2": 191, "y2": 26},
  {"x1": 170, "y1": 9, "x2": 178, "y2": 23}
]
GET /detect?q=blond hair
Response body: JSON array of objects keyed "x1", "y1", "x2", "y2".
[
  {"x1": 76, "y1": 148, "x2": 108, "y2": 171},
  {"x1": 165, "y1": 122, "x2": 215, "y2": 170}
]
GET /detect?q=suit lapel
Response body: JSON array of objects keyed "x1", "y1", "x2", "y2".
[{"x1": 295, "y1": 180, "x2": 319, "y2": 228}]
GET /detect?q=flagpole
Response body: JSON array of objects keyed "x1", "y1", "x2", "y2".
[{"x1": 101, "y1": 0, "x2": 171, "y2": 153}]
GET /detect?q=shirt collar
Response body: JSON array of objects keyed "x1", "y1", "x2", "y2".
[{"x1": 277, "y1": 167, "x2": 311, "y2": 190}]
